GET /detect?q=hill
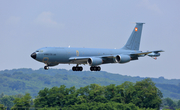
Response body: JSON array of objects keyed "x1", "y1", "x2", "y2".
[{"x1": 0, "y1": 68, "x2": 180, "y2": 99}]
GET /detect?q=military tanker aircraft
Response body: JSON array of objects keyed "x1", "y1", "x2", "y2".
[{"x1": 31, "y1": 23, "x2": 163, "y2": 71}]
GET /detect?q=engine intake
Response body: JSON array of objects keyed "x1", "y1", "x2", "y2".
[
  {"x1": 115, "y1": 55, "x2": 131, "y2": 63},
  {"x1": 87, "y1": 57, "x2": 103, "y2": 66}
]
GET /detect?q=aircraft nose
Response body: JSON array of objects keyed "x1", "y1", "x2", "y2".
[{"x1": 31, "y1": 52, "x2": 36, "y2": 59}]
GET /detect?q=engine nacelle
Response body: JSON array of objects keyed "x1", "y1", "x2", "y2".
[
  {"x1": 148, "y1": 52, "x2": 160, "y2": 57},
  {"x1": 87, "y1": 57, "x2": 103, "y2": 66},
  {"x1": 115, "y1": 55, "x2": 131, "y2": 63}
]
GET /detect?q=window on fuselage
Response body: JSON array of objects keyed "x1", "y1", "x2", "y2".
[{"x1": 36, "y1": 50, "x2": 43, "y2": 52}]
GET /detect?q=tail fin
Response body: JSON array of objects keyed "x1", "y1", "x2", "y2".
[{"x1": 122, "y1": 23, "x2": 144, "y2": 50}]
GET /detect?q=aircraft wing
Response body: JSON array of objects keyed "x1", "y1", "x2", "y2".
[
  {"x1": 130, "y1": 51, "x2": 151, "y2": 56},
  {"x1": 69, "y1": 57, "x2": 89, "y2": 64},
  {"x1": 69, "y1": 50, "x2": 164, "y2": 64},
  {"x1": 69, "y1": 55, "x2": 115, "y2": 64}
]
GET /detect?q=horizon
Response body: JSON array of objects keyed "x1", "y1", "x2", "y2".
[{"x1": 0, "y1": 68, "x2": 176, "y2": 80}]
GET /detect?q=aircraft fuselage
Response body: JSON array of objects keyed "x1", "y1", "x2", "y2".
[{"x1": 32, "y1": 47, "x2": 138, "y2": 65}]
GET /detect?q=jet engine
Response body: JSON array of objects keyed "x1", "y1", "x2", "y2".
[
  {"x1": 87, "y1": 57, "x2": 103, "y2": 66},
  {"x1": 115, "y1": 55, "x2": 131, "y2": 63}
]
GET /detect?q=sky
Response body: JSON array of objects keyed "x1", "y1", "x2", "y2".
[{"x1": 0, "y1": 0, "x2": 180, "y2": 79}]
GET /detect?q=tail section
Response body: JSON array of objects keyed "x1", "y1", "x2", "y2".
[{"x1": 122, "y1": 23, "x2": 144, "y2": 50}]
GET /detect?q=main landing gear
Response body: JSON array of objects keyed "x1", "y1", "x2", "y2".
[
  {"x1": 44, "y1": 66, "x2": 49, "y2": 70},
  {"x1": 72, "y1": 65, "x2": 101, "y2": 71},
  {"x1": 72, "y1": 66, "x2": 83, "y2": 71},
  {"x1": 90, "y1": 66, "x2": 101, "y2": 71}
]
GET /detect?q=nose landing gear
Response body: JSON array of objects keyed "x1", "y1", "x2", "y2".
[{"x1": 44, "y1": 66, "x2": 49, "y2": 70}]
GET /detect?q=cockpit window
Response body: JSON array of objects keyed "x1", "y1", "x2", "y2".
[{"x1": 36, "y1": 50, "x2": 43, "y2": 52}]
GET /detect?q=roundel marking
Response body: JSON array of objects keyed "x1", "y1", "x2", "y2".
[
  {"x1": 76, "y1": 50, "x2": 79, "y2": 56},
  {"x1": 135, "y1": 27, "x2": 138, "y2": 32},
  {"x1": 43, "y1": 57, "x2": 49, "y2": 64}
]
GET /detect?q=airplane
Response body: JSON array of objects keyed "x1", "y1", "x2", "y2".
[{"x1": 31, "y1": 23, "x2": 164, "y2": 71}]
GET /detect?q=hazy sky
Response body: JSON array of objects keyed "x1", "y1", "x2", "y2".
[{"x1": 0, "y1": 0, "x2": 179, "y2": 79}]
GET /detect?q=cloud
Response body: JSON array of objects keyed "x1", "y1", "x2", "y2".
[
  {"x1": 140, "y1": 0, "x2": 162, "y2": 14},
  {"x1": 35, "y1": 11, "x2": 58, "y2": 26},
  {"x1": 7, "y1": 16, "x2": 21, "y2": 25}
]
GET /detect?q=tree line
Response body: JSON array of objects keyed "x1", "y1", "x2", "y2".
[
  {"x1": 1, "y1": 78, "x2": 180, "y2": 109},
  {"x1": 0, "y1": 78, "x2": 164, "y2": 110},
  {"x1": 1, "y1": 68, "x2": 180, "y2": 99}
]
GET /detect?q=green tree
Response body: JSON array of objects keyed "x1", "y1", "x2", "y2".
[
  {"x1": 14, "y1": 94, "x2": 24, "y2": 98},
  {"x1": 76, "y1": 85, "x2": 90, "y2": 104},
  {"x1": 11, "y1": 93, "x2": 32, "y2": 110},
  {"x1": 88, "y1": 84, "x2": 105, "y2": 103},
  {"x1": 34, "y1": 85, "x2": 70, "y2": 108},
  {"x1": 163, "y1": 98, "x2": 176, "y2": 109},
  {"x1": 0, "y1": 93, "x2": 4, "y2": 104},
  {"x1": 62, "y1": 102, "x2": 144, "y2": 110},
  {"x1": 110, "y1": 84, "x2": 124, "y2": 103},
  {"x1": 63, "y1": 86, "x2": 78, "y2": 106},
  {"x1": 0, "y1": 104, "x2": 7, "y2": 110},
  {"x1": 133, "y1": 78, "x2": 163, "y2": 109},
  {"x1": 9, "y1": 81, "x2": 26, "y2": 90},
  {"x1": 0, "y1": 93, "x2": 4, "y2": 99},
  {"x1": 0, "y1": 95, "x2": 14, "y2": 110},
  {"x1": 34, "y1": 88, "x2": 49, "y2": 108},
  {"x1": 76, "y1": 84, "x2": 107, "y2": 104},
  {"x1": 119, "y1": 81, "x2": 135, "y2": 103},
  {"x1": 178, "y1": 100, "x2": 180, "y2": 108},
  {"x1": 104, "y1": 84, "x2": 116, "y2": 100},
  {"x1": 34, "y1": 78, "x2": 162, "y2": 109}
]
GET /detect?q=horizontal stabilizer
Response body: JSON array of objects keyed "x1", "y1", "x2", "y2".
[
  {"x1": 151, "y1": 50, "x2": 164, "y2": 53},
  {"x1": 130, "y1": 50, "x2": 164, "y2": 57}
]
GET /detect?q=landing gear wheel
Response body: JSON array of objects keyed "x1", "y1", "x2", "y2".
[
  {"x1": 90, "y1": 67, "x2": 93, "y2": 71},
  {"x1": 79, "y1": 67, "x2": 83, "y2": 71},
  {"x1": 72, "y1": 66, "x2": 83, "y2": 71},
  {"x1": 44, "y1": 66, "x2": 49, "y2": 70},
  {"x1": 75, "y1": 67, "x2": 79, "y2": 71},
  {"x1": 90, "y1": 66, "x2": 101, "y2": 71},
  {"x1": 97, "y1": 66, "x2": 101, "y2": 71},
  {"x1": 93, "y1": 67, "x2": 97, "y2": 71},
  {"x1": 72, "y1": 67, "x2": 75, "y2": 71}
]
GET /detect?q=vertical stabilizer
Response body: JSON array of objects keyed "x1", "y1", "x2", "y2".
[{"x1": 122, "y1": 23, "x2": 144, "y2": 50}]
